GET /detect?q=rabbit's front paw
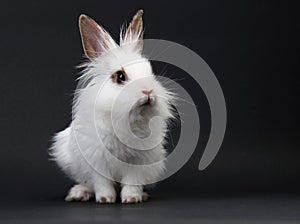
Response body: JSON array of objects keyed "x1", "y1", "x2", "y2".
[
  {"x1": 95, "y1": 186, "x2": 116, "y2": 204},
  {"x1": 121, "y1": 185, "x2": 143, "y2": 204},
  {"x1": 96, "y1": 195, "x2": 116, "y2": 204},
  {"x1": 65, "y1": 184, "x2": 93, "y2": 202}
]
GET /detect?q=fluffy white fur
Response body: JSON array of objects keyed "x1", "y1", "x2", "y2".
[{"x1": 50, "y1": 11, "x2": 174, "y2": 203}]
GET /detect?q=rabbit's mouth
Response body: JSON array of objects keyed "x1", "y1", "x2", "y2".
[
  {"x1": 139, "y1": 96, "x2": 155, "y2": 107},
  {"x1": 131, "y1": 96, "x2": 156, "y2": 113}
]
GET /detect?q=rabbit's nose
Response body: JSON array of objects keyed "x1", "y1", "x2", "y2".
[{"x1": 142, "y1": 90, "x2": 153, "y2": 96}]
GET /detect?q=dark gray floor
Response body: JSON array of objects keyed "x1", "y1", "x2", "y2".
[{"x1": 1, "y1": 194, "x2": 300, "y2": 224}]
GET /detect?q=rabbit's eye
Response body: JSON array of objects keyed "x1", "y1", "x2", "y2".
[{"x1": 112, "y1": 70, "x2": 127, "y2": 85}]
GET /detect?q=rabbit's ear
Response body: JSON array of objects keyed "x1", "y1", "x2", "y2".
[
  {"x1": 121, "y1": 9, "x2": 144, "y2": 50},
  {"x1": 79, "y1": 15, "x2": 117, "y2": 60}
]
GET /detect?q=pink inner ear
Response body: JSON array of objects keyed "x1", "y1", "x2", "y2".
[
  {"x1": 125, "y1": 10, "x2": 143, "y2": 39},
  {"x1": 121, "y1": 10, "x2": 144, "y2": 51},
  {"x1": 79, "y1": 15, "x2": 115, "y2": 60}
]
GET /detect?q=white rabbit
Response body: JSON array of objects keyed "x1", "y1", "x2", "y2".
[{"x1": 50, "y1": 10, "x2": 174, "y2": 203}]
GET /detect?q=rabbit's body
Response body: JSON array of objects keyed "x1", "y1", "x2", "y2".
[{"x1": 50, "y1": 10, "x2": 174, "y2": 203}]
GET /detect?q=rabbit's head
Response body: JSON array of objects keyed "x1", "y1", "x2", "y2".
[{"x1": 76, "y1": 10, "x2": 174, "y2": 127}]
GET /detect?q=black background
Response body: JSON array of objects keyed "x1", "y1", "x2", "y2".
[{"x1": 0, "y1": 0, "x2": 299, "y2": 223}]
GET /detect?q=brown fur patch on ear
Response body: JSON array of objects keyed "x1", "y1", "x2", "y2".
[
  {"x1": 125, "y1": 9, "x2": 144, "y2": 41},
  {"x1": 79, "y1": 14, "x2": 116, "y2": 60},
  {"x1": 79, "y1": 15, "x2": 102, "y2": 59}
]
